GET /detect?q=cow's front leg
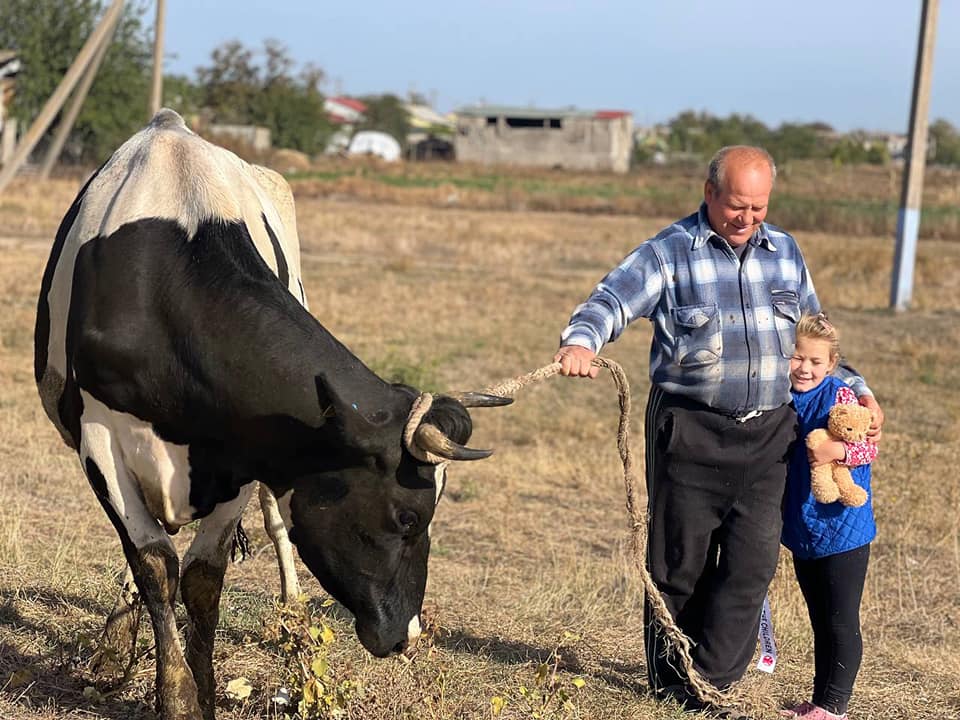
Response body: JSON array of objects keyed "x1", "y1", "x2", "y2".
[{"x1": 182, "y1": 485, "x2": 255, "y2": 720}]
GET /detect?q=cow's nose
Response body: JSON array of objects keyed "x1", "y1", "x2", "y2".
[{"x1": 392, "y1": 640, "x2": 407, "y2": 654}]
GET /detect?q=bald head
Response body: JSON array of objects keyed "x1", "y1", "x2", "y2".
[
  {"x1": 703, "y1": 146, "x2": 777, "y2": 247},
  {"x1": 707, "y1": 146, "x2": 777, "y2": 191}
]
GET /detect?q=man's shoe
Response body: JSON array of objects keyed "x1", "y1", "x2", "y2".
[
  {"x1": 654, "y1": 684, "x2": 752, "y2": 718},
  {"x1": 655, "y1": 683, "x2": 710, "y2": 711}
]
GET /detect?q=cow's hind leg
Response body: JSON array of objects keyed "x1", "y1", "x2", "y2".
[
  {"x1": 259, "y1": 483, "x2": 301, "y2": 603},
  {"x1": 82, "y1": 452, "x2": 200, "y2": 720},
  {"x1": 91, "y1": 565, "x2": 143, "y2": 683},
  {"x1": 181, "y1": 484, "x2": 256, "y2": 720}
]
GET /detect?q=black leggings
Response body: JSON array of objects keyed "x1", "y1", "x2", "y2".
[{"x1": 793, "y1": 544, "x2": 870, "y2": 715}]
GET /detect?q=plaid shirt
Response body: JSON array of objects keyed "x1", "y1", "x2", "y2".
[{"x1": 561, "y1": 204, "x2": 869, "y2": 415}]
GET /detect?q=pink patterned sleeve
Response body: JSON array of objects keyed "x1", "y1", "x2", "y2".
[{"x1": 835, "y1": 386, "x2": 879, "y2": 467}]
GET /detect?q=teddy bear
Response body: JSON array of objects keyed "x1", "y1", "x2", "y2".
[{"x1": 805, "y1": 403, "x2": 872, "y2": 507}]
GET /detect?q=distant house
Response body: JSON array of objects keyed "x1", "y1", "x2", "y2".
[
  {"x1": 324, "y1": 96, "x2": 367, "y2": 155},
  {"x1": 865, "y1": 132, "x2": 908, "y2": 161},
  {"x1": 454, "y1": 104, "x2": 634, "y2": 173},
  {"x1": 404, "y1": 102, "x2": 455, "y2": 161},
  {"x1": 324, "y1": 96, "x2": 367, "y2": 125}
]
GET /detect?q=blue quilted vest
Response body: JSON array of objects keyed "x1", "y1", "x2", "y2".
[{"x1": 781, "y1": 375, "x2": 876, "y2": 560}]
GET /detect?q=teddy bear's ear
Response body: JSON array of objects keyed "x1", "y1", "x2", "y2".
[{"x1": 828, "y1": 403, "x2": 872, "y2": 441}]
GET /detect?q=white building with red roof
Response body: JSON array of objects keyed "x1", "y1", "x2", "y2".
[{"x1": 324, "y1": 96, "x2": 367, "y2": 125}]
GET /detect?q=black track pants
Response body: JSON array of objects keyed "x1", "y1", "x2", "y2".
[
  {"x1": 643, "y1": 386, "x2": 797, "y2": 691},
  {"x1": 793, "y1": 544, "x2": 870, "y2": 715}
]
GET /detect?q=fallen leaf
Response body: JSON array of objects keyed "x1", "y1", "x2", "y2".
[{"x1": 225, "y1": 676, "x2": 253, "y2": 701}]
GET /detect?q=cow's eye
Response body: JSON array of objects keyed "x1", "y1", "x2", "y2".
[{"x1": 397, "y1": 510, "x2": 420, "y2": 533}]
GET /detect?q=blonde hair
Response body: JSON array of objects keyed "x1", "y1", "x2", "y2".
[{"x1": 796, "y1": 312, "x2": 841, "y2": 364}]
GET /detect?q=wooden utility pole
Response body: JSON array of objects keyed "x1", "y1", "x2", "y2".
[
  {"x1": 0, "y1": 0, "x2": 125, "y2": 194},
  {"x1": 891, "y1": 0, "x2": 939, "y2": 311},
  {"x1": 39, "y1": 6, "x2": 121, "y2": 179},
  {"x1": 149, "y1": 0, "x2": 166, "y2": 116}
]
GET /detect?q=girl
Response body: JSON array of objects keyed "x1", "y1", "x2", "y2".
[{"x1": 780, "y1": 313, "x2": 879, "y2": 720}]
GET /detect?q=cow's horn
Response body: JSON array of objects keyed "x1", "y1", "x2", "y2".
[
  {"x1": 413, "y1": 423, "x2": 493, "y2": 461},
  {"x1": 447, "y1": 391, "x2": 514, "y2": 408}
]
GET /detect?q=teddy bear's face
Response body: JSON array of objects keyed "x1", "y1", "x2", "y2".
[{"x1": 827, "y1": 403, "x2": 872, "y2": 442}]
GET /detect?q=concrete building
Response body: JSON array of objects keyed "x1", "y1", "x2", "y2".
[
  {"x1": 454, "y1": 104, "x2": 633, "y2": 173},
  {"x1": 207, "y1": 123, "x2": 272, "y2": 153}
]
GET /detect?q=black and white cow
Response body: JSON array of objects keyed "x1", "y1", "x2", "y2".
[{"x1": 34, "y1": 109, "x2": 509, "y2": 720}]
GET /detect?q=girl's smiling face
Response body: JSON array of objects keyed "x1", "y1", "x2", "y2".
[{"x1": 790, "y1": 335, "x2": 837, "y2": 392}]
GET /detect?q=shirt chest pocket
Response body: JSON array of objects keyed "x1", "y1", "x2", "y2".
[
  {"x1": 772, "y1": 290, "x2": 801, "y2": 358},
  {"x1": 671, "y1": 303, "x2": 721, "y2": 368}
]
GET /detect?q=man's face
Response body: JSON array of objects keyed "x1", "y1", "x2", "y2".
[{"x1": 704, "y1": 161, "x2": 773, "y2": 247}]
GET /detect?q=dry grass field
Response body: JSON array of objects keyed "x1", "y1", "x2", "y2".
[{"x1": 0, "y1": 169, "x2": 958, "y2": 720}]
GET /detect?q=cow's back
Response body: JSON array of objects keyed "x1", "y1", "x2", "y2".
[{"x1": 35, "y1": 108, "x2": 305, "y2": 449}]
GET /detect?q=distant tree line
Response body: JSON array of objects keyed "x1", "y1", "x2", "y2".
[
  {"x1": 0, "y1": 1, "x2": 411, "y2": 164},
  {"x1": 635, "y1": 110, "x2": 960, "y2": 168},
  {"x1": 2, "y1": 1, "x2": 959, "y2": 168},
  {"x1": 0, "y1": 0, "x2": 152, "y2": 162}
]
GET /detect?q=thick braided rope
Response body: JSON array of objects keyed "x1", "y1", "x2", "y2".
[
  {"x1": 483, "y1": 358, "x2": 741, "y2": 709},
  {"x1": 404, "y1": 392, "x2": 451, "y2": 464}
]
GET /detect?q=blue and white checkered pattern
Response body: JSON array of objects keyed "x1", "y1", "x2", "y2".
[{"x1": 561, "y1": 204, "x2": 868, "y2": 414}]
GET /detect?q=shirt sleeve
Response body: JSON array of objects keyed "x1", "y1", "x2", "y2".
[
  {"x1": 559, "y1": 243, "x2": 664, "y2": 353},
  {"x1": 797, "y1": 251, "x2": 820, "y2": 314},
  {"x1": 835, "y1": 386, "x2": 879, "y2": 467},
  {"x1": 834, "y1": 362, "x2": 872, "y2": 397}
]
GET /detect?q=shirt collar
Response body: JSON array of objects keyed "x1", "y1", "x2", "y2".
[{"x1": 692, "y1": 202, "x2": 777, "y2": 252}]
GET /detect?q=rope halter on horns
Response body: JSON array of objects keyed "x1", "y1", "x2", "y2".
[{"x1": 402, "y1": 391, "x2": 512, "y2": 464}]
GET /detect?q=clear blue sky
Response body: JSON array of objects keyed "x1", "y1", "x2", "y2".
[{"x1": 161, "y1": 0, "x2": 959, "y2": 134}]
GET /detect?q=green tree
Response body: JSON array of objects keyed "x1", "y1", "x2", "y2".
[
  {"x1": 929, "y1": 118, "x2": 960, "y2": 166},
  {"x1": 194, "y1": 40, "x2": 334, "y2": 155},
  {"x1": 356, "y1": 94, "x2": 410, "y2": 150},
  {"x1": 666, "y1": 111, "x2": 771, "y2": 158},
  {"x1": 0, "y1": 0, "x2": 152, "y2": 163},
  {"x1": 196, "y1": 40, "x2": 260, "y2": 124},
  {"x1": 666, "y1": 110, "x2": 716, "y2": 156},
  {"x1": 830, "y1": 134, "x2": 871, "y2": 165},
  {"x1": 162, "y1": 74, "x2": 204, "y2": 118},
  {"x1": 767, "y1": 123, "x2": 826, "y2": 161},
  {"x1": 252, "y1": 43, "x2": 334, "y2": 155}
]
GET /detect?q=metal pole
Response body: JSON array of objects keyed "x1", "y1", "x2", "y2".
[
  {"x1": 891, "y1": 0, "x2": 939, "y2": 311},
  {"x1": 39, "y1": 6, "x2": 121, "y2": 179},
  {"x1": 149, "y1": 0, "x2": 166, "y2": 117},
  {"x1": 0, "y1": 0, "x2": 125, "y2": 194}
]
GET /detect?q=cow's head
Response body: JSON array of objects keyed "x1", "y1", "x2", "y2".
[{"x1": 280, "y1": 383, "x2": 509, "y2": 657}]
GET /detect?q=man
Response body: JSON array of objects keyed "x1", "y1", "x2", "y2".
[{"x1": 554, "y1": 146, "x2": 883, "y2": 711}]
